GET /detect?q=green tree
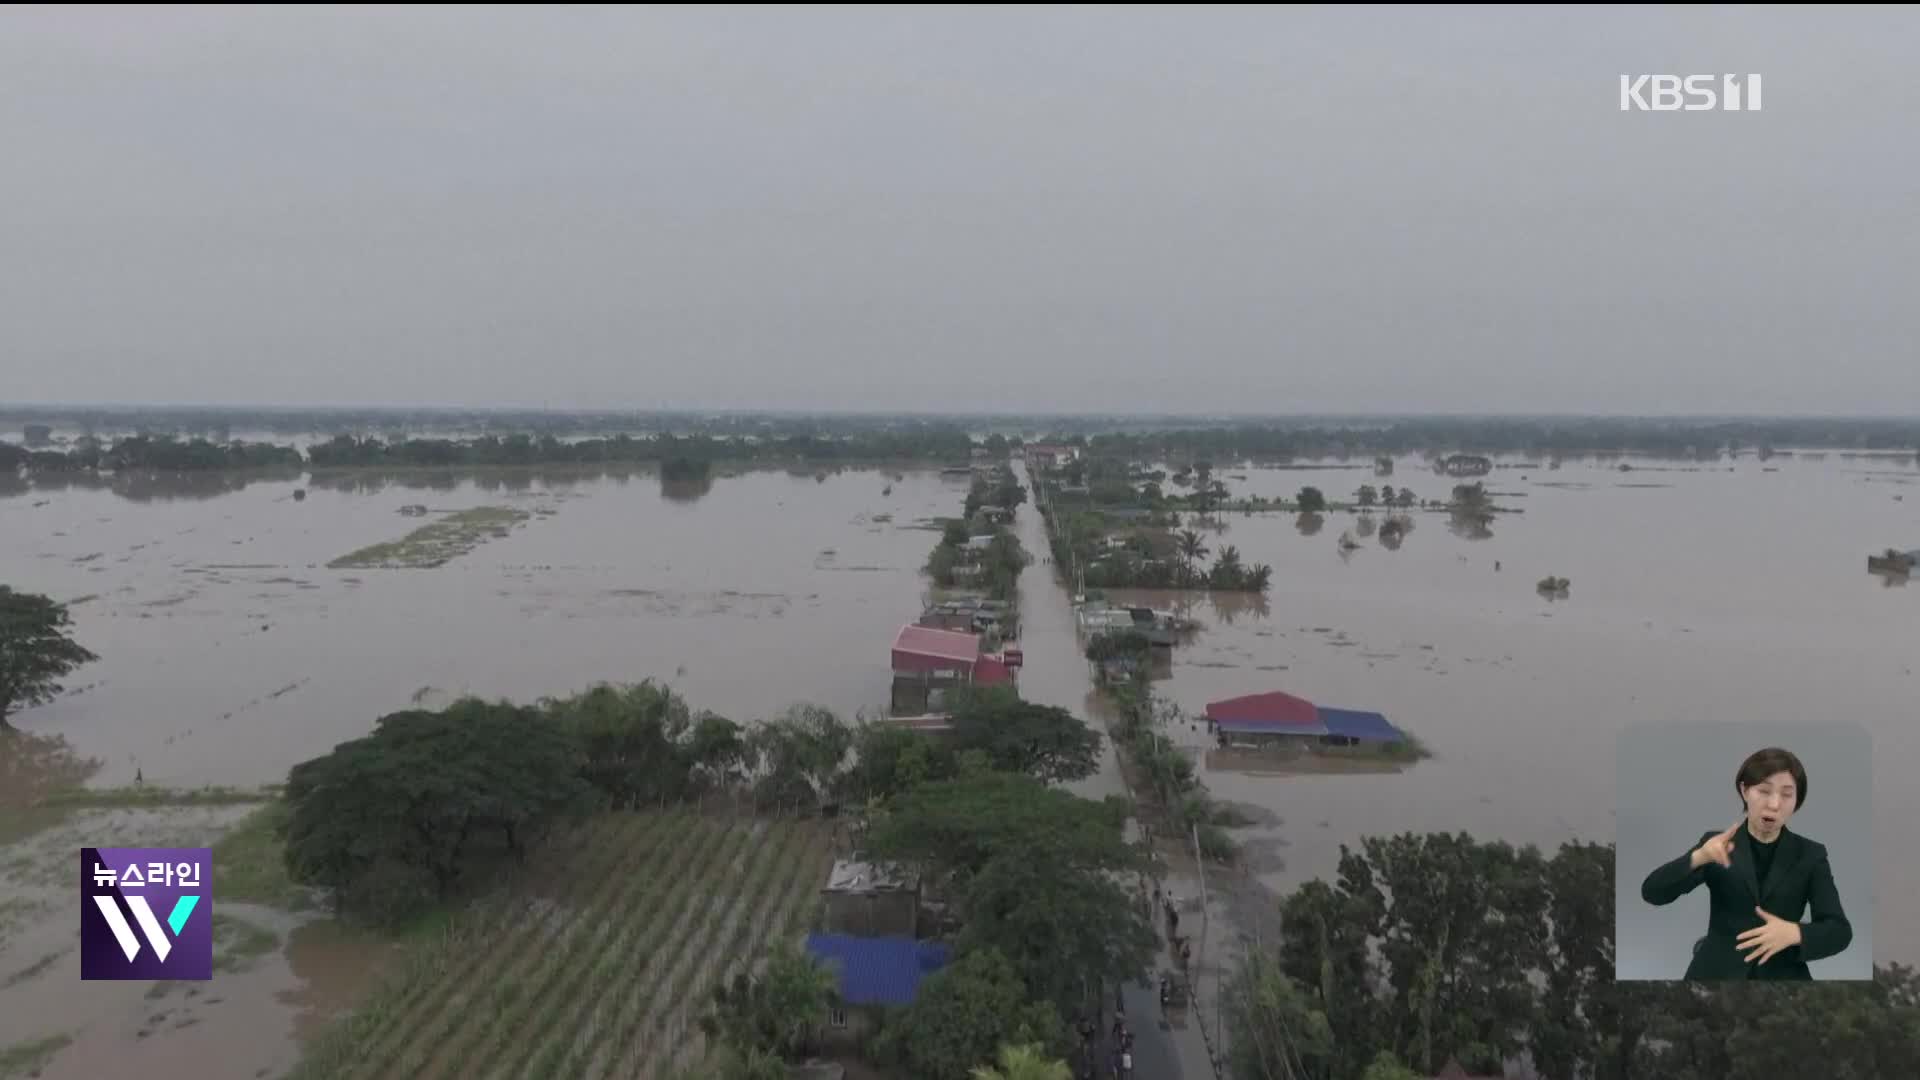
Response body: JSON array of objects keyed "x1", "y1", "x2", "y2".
[
  {"x1": 864, "y1": 772, "x2": 1140, "y2": 895},
  {"x1": 698, "y1": 940, "x2": 839, "y2": 1062},
  {"x1": 540, "y1": 681, "x2": 696, "y2": 807},
  {"x1": 837, "y1": 721, "x2": 958, "y2": 806},
  {"x1": 689, "y1": 713, "x2": 749, "y2": 793},
  {"x1": 1296, "y1": 486, "x2": 1328, "y2": 513},
  {"x1": 748, "y1": 705, "x2": 851, "y2": 813},
  {"x1": 1357, "y1": 484, "x2": 1378, "y2": 507},
  {"x1": 1451, "y1": 482, "x2": 1490, "y2": 511},
  {"x1": 880, "y1": 949, "x2": 1065, "y2": 1080},
  {"x1": 0, "y1": 587, "x2": 99, "y2": 730},
  {"x1": 970, "y1": 1042, "x2": 1072, "y2": 1080},
  {"x1": 1208, "y1": 544, "x2": 1246, "y2": 589},
  {"x1": 1381, "y1": 484, "x2": 1397, "y2": 504},
  {"x1": 1175, "y1": 528, "x2": 1209, "y2": 585},
  {"x1": 1223, "y1": 948, "x2": 1336, "y2": 1080},
  {"x1": 945, "y1": 687, "x2": 1103, "y2": 785},
  {"x1": 282, "y1": 699, "x2": 595, "y2": 924},
  {"x1": 1358, "y1": 1049, "x2": 1420, "y2": 1080},
  {"x1": 945, "y1": 519, "x2": 972, "y2": 547},
  {"x1": 960, "y1": 851, "x2": 1158, "y2": 1013}
]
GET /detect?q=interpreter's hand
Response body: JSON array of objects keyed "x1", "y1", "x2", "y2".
[
  {"x1": 1737, "y1": 907, "x2": 1804, "y2": 965},
  {"x1": 1689, "y1": 821, "x2": 1743, "y2": 870}
]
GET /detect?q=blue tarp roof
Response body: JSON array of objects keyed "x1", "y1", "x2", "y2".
[
  {"x1": 1317, "y1": 708, "x2": 1405, "y2": 742},
  {"x1": 805, "y1": 934, "x2": 951, "y2": 1007}
]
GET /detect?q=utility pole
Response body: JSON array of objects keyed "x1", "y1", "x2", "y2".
[{"x1": 1192, "y1": 821, "x2": 1224, "y2": 1064}]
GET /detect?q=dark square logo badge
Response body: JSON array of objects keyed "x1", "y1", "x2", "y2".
[{"x1": 81, "y1": 847, "x2": 213, "y2": 981}]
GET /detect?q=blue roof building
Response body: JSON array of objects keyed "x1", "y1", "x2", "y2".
[
  {"x1": 804, "y1": 933, "x2": 952, "y2": 1007},
  {"x1": 1315, "y1": 708, "x2": 1405, "y2": 743}
]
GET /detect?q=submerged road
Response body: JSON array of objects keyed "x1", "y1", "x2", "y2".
[{"x1": 1012, "y1": 464, "x2": 1215, "y2": 1080}]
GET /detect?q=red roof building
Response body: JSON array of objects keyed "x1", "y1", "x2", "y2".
[
  {"x1": 1204, "y1": 690, "x2": 1320, "y2": 727},
  {"x1": 889, "y1": 624, "x2": 1018, "y2": 694},
  {"x1": 891, "y1": 625, "x2": 985, "y2": 674}
]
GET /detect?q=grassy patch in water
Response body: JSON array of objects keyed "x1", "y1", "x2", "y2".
[
  {"x1": 212, "y1": 800, "x2": 312, "y2": 911},
  {"x1": 211, "y1": 913, "x2": 283, "y2": 973},
  {"x1": 327, "y1": 506, "x2": 532, "y2": 569},
  {"x1": 1, "y1": 946, "x2": 69, "y2": 989},
  {"x1": 36, "y1": 784, "x2": 279, "y2": 811},
  {"x1": 0, "y1": 1032, "x2": 71, "y2": 1079}
]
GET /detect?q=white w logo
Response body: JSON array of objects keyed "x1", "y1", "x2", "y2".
[{"x1": 92, "y1": 894, "x2": 197, "y2": 963}]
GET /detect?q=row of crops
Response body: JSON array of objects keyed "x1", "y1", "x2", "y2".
[{"x1": 290, "y1": 810, "x2": 835, "y2": 1080}]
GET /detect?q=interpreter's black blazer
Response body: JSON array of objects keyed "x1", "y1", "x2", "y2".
[{"x1": 1640, "y1": 825, "x2": 1853, "y2": 980}]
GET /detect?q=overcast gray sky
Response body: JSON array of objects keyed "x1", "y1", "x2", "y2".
[{"x1": 2, "y1": 6, "x2": 1915, "y2": 414}]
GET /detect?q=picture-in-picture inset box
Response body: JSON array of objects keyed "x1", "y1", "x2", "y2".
[{"x1": 1616, "y1": 720, "x2": 1873, "y2": 981}]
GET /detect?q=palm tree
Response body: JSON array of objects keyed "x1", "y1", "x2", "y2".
[
  {"x1": 971, "y1": 1042, "x2": 1073, "y2": 1080},
  {"x1": 1211, "y1": 544, "x2": 1245, "y2": 588},
  {"x1": 1175, "y1": 529, "x2": 1209, "y2": 585}
]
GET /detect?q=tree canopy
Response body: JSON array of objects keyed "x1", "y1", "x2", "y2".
[
  {"x1": 876, "y1": 948, "x2": 1066, "y2": 1080},
  {"x1": 944, "y1": 688, "x2": 1103, "y2": 786},
  {"x1": 970, "y1": 1042, "x2": 1073, "y2": 1080},
  {"x1": 697, "y1": 940, "x2": 839, "y2": 1065},
  {"x1": 0, "y1": 587, "x2": 99, "y2": 729},
  {"x1": 281, "y1": 698, "x2": 596, "y2": 925},
  {"x1": 1236, "y1": 831, "x2": 1920, "y2": 1080},
  {"x1": 864, "y1": 771, "x2": 1139, "y2": 890}
]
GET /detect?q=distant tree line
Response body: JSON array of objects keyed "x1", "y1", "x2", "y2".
[
  {"x1": 0, "y1": 435, "x2": 301, "y2": 474},
  {"x1": 11, "y1": 408, "x2": 1920, "y2": 455},
  {"x1": 2, "y1": 428, "x2": 990, "y2": 476},
  {"x1": 1078, "y1": 418, "x2": 1920, "y2": 461}
]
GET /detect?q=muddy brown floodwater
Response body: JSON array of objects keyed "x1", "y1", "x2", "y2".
[
  {"x1": 4, "y1": 454, "x2": 1918, "y2": 1078},
  {"x1": 1013, "y1": 455, "x2": 1920, "y2": 973},
  {"x1": 3, "y1": 465, "x2": 971, "y2": 786},
  {"x1": 0, "y1": 464, "x2": 971, "y2": 1076}
]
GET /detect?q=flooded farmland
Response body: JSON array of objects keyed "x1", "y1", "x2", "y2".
[
  {"x1": 2, "y1": 465, "x2": 969, "y2": 788},
  {"x1": 0, "y1": 463, "x2": 971, "y2": 1076},
  {"x1": 4, "y1": 451, "x2": 1919, "y2": 1077},
  {"x1": 1012, "y1": 454, "x2": 1920, "y2": 970}
]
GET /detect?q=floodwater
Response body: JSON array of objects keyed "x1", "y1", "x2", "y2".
[
  {"x1": 1, "y1": 462, "x2": 967, "y2": 1076},
  {"x1": 5, "y1": 451, "x2": 1918, "y2": 1077},
  {"x1": 3, "y1": 464, "x2": 969, "y2": 787},
  {"x1": 1016, "y1": 455, "x2": 1920, "y2": 970}
]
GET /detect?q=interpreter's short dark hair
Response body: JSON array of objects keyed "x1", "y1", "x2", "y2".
[{"x1": 1736, "y1": 747, "x2": 1807, "y2": 811}]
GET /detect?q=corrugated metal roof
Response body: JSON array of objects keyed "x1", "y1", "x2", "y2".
[
  {"x1": 1206, "y1": 691, "x2": 1320, "y2": 726},
  {"x1": 826, "y1": 860, "x2": 915, "y2": 892},
  {"x1": 1217, "y1": 717, "x2": 1328, "y2": 737},
  {"x1": 805, "y1": 934, "x2": 951, "y2": 1007},
  {"x1": 1317, "y1": 707, "x2": 1405, "y2": 742},
  {"x1": 973, "y1": 654, "x2": 1014, "y2": 686},
  {"x1": 892, "y1": 624, "x2": 981, "y2": 664}
]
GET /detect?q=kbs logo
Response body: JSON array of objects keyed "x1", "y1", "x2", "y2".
[
  {"x1": 1620, "y1": 74, "x2": 1762, "y2": 112},
  {"x1": 81, "y1": 847, "x2": 212, "y2": 980}
]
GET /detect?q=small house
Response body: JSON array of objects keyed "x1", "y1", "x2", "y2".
[
  {"x1": 1024, "y1": 444, "x2": 1080, "y2": 470},
  {"x1": 806, "y1": 934, "x2": 951, "y2": 1048},
  {"x1": 1441, "y1": 454, "x2": 1493, "y2": 477},
  {"x1": 889, "y1": 624, "x2": 1017, "y2": 713},
  {"x1": 1205, "y1": 691, "x2": 1408, "y2": 752},
  {"x1": 822, "y1": 859, "x2": 920, "y2": 937}
]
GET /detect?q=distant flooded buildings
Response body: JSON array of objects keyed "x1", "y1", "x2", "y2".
[{"x1": 1441, "y1": 454, "x2": 1493, "y2": 477}]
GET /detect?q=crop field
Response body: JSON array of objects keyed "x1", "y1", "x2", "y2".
[
  {"x1": 327, "y1": 506, "x2": 533, "y2": 569},
  {"x1": 290, "y1": 810, "x2": 837, "y2": 1080}
]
